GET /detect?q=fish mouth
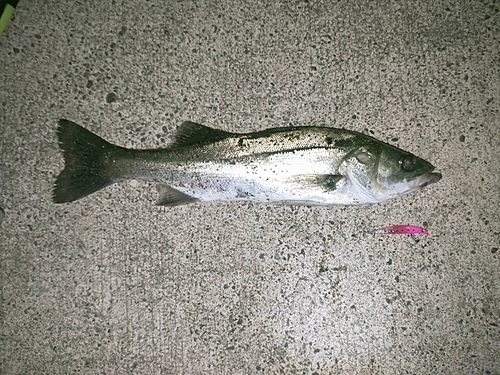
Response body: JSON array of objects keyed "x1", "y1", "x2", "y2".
[{"x1": 419, "y1": 172, "x2": 442, "y2": 188}]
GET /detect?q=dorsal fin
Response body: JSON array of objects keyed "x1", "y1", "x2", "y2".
[{"x1": 172, "y1": 121, "x2": 234, "y2": 147}]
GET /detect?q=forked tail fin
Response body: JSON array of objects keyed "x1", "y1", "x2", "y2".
[{"x1": 53, "y1": 119, "x2": 119, "y2": 203}]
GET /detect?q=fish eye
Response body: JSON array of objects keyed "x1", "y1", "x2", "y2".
[{"x1": 399, "y1": 156, "x2": 416, "y2": 171}]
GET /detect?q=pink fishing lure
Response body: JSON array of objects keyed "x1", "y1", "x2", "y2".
[{"x1": 375, "y1": 225, "x2": 429, "y2": 235}]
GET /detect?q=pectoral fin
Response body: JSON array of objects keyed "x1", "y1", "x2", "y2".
[
  {"x1": 291, "y1": 174, "x2": 343, "y2": 191},
  {"x1": 156, "y1": 184, "x2": 198, "y2": 206}
]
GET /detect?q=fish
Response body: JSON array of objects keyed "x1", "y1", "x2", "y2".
[
  {"x1": 374, "y1": 225, "x2": 429, "y2": 235},
  {"x1": 53, "y1": 119, "x2": 442, "y2": 206}
]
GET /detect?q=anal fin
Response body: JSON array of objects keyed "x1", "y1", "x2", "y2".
[{"x1": 156, "y1": 184, "x2": 198, "y2": 206}]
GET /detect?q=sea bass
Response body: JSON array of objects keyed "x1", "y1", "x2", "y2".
[{"x1": 53, "y1": 119, "x2": 441, "y2": 206}]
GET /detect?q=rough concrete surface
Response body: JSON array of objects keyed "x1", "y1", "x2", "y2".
[{"x1": 1, "y1": 0, "x2": 499, "y2": 374}]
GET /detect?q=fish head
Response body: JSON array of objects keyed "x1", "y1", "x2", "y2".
[{"x1": 340, "y1": 142, "x2": 441, "y2": 203}]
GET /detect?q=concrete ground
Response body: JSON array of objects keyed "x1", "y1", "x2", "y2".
[{"x1": 1, "y1": 0, "x2": 499, "y2": 374}]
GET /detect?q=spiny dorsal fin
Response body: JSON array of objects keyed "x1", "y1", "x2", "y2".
[{"x1": 172, "y1": 121, "x2": 234, "y2": 147}]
